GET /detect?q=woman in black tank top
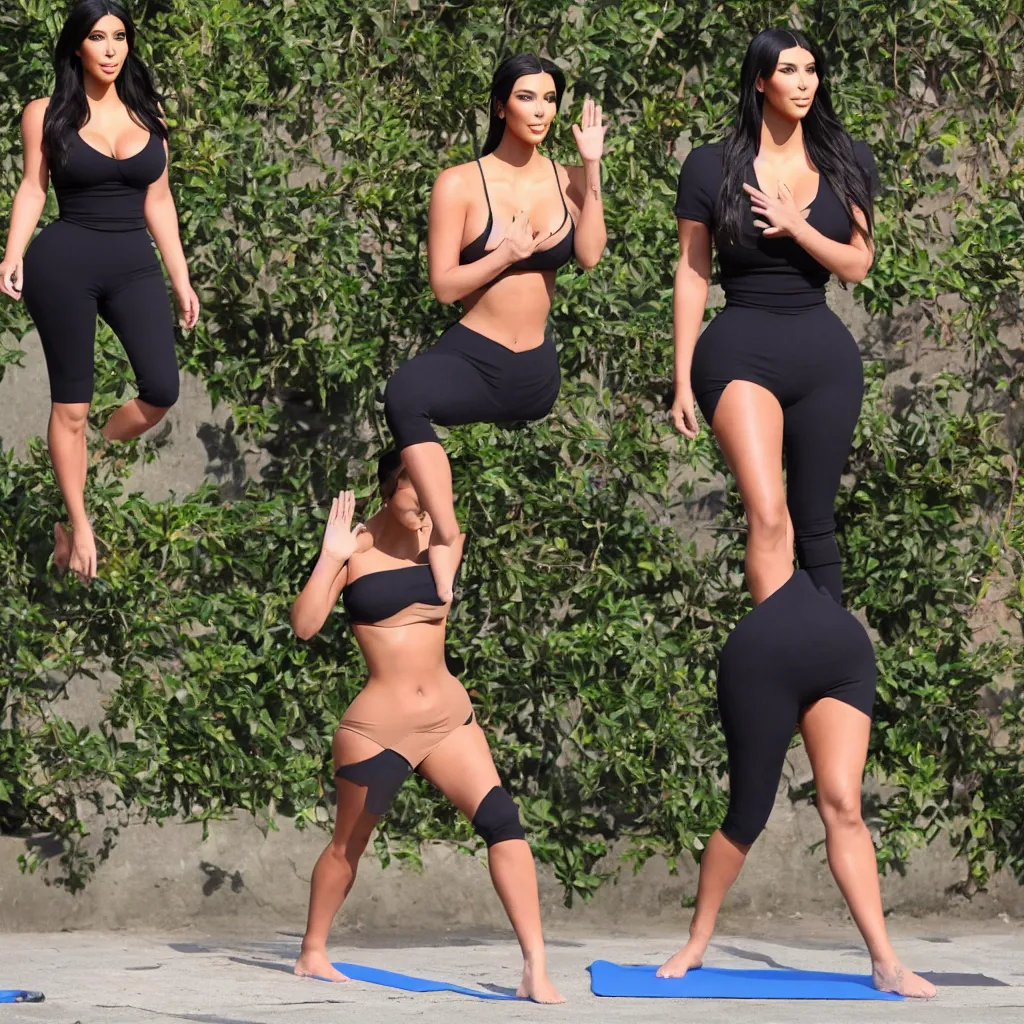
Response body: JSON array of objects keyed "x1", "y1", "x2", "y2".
[
  {"x1": 383, "y1": 52, "x2": 609, "y2": 604},
  {"x1": 0, "y1": 0, "x2": 199, "y2": 582}
]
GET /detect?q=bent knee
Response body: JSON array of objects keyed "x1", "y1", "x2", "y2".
[
  {"x1": 383, "y1": 364, "x2": 425, "y2": 417},
  {"x1": 138, "y1": 380, "x2": 179, "y2": 412},
  {"x1": 471, "y1": 786, "x2": 526, "y2": 847},
  {"x1": 746, "y1": 501, "x2": 790, "y2": 544},
  {"x1": 817, "y1": 791, "x2": 863, "y2": 830},
  {"x1": 50, "y1": 402, "x2": 91, "y2": 431},
  {"x1": 721, "y1": 815, "x2": 768, "y2": 847}
]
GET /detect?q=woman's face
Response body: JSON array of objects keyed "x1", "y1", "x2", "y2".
[
  {"x1": 758, "y1": 46, "x2": 818, "y2": 121},
  {"x1": 384, "y1": 471, "x2": 431, "y2": 533},
  {"x1": 496, "y1": 72, "x2": 559, "y2": 147},
  {"x1": 76, "y1": 15, "x2": 129, "y2": 86}
]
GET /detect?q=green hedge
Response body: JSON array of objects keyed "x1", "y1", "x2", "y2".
[{"x1": 1, "y1": 0, "x2": 1022, "y2": 900}]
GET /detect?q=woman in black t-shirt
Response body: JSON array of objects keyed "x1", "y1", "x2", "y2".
[
  {"x1": 671, "y1": 26, "x2": 878, "y2": 608},
  {"x1": 663, "y1": 28, "x2": 935, "y2": 1002}
]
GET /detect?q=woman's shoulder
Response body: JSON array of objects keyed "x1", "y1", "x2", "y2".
[
  {"x1": 683, "y1": 139, "x2": 726, "y2": 167},
  {"x1": 22, "y1": 97, "x2": 50, "y2": 124},
  {"x1": 678, "y1": 140, "x2": 727, "y2": 189}
]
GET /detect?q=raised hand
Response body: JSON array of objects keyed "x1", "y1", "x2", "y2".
[
  {"x1": 744, "y1": 181, "x2": 809, "y2": 239},
  {"x1": 0, "y1": 257, "x2": 23, "y2": 300},
  {"x1": 571, "y1": 96, "x2": 607, "y2": 163},
  {"x1": 320, "y1": 490, "x2": 361, "y2": 566}
]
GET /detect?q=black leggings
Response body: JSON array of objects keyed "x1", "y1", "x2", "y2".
[
  {"x1": 22, "y1": 221, "x2": 179, "y2": 407},
  {"x1": 692, "y1": 303, "x2": 863, "y2": 603},
  {"x1": 716, "y1": 570, "x2": 876, "y2": 845},
  {"x1": 383, "y1": 322, "x2": 561, "y2": 450}
]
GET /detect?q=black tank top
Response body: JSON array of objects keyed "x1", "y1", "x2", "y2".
[{"x1": 51, "y1": 131, "x2": 166, "y2": 232}]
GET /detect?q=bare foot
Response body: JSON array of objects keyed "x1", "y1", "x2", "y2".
[
  {"x1": 294, "y1": 949, "x2": 349, "y2": 983},
  {"x1": 656, "y1": 937, "x2": 707, "y2": 978},
  {"x1": 517, "y1": 960, "x2": 565, "y2": 1004},
  {"x1": 872, "y1": 960, "x2": 936, "y2": 998},
  {"x1": 428, "y1": 532, "x2": 465, "y2": 603},
  {"x1": 67, "y1": 522, "x2": 97, "y2": 583},
  {"x1": 53, "y1": 523, "x2": 72, "y2": 574}
]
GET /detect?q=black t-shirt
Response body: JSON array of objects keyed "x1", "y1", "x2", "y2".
[{"x1": 674, "y1": 139, "x2": 880, "y2": 309}]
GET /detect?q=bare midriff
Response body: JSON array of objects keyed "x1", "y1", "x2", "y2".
[
  {"x1": 352, "y1": 617, "x2": 460, "y2": 699},
  {"x1": 460, "y1": 269, "x2": 556, "y2": 351}
]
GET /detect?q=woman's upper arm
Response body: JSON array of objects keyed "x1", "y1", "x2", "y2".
[
  {"x1": 146, "y1": 137, "x2": 172, "y2": 202},
  {"x1": 21, "y1": 98, "x2": 50, "y2": 193},
  {"x1": 427, "y1": 166, "x2": 469, "y2": 285},
  {"x1": 677, "y1": 219, "x2": 712, "y2": 281}
]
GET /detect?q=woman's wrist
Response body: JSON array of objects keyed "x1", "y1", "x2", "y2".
[{"x1": 316, "y1": 550, "x2": 349, "y2": 573}]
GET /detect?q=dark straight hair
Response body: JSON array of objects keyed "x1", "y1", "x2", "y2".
[
  {"x1": 480, "y1": 52, "x2": 566, "y2": 156},
  {"x1": 717, "y1": 27, "x2": 873, "y2": 244},
  {"x1": 43, "y1": 0, "x2": 167, "y2": 169}
]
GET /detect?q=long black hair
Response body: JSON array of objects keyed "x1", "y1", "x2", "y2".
[
  {"x1": 480, "y1": 53, "x2": 566, "y2": 156},
  {"x1": 43, "y1": 0, "x2": 167, "y2": 169},
  {"x1": 717, "y1": 27, "x2": 873, "y2": 244}
]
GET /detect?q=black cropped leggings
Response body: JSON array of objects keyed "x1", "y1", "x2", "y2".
[
  {"x1": 383, "y1": 322, "x2": 561, "y2": 451},
  {"x1": 22, "y1": 220, "x2": 179, "y2": 407},
  {"x1": 692, "y1": 303, "x2": 864, "y2": 603},
  {"x1": 715, "y1": 571, "x2": 876, "y2": 845}
]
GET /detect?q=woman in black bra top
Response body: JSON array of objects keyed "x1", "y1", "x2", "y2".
[
  {"x1": 383, "y1": 52, "x2": 609, "y2": 603},
  {"x1": 0, "y1": 0, "x2": 199, "y2": 581},
  {"x1": 290, "y1": 451, "x2": 564, "y2": 1002},
  {"x1": 671, "y1": 27, "x2": 879, "y2": 607}
]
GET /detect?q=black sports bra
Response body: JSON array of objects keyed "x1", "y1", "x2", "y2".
[
  {"x1": 458, "y1": 158, "x2": 575, "y2": 273},
  {"x1": 343, "y1": 564, "x2": 446, "y2": 626}
]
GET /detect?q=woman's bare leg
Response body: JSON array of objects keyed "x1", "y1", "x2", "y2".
[
  {"x1": 48, "y1": 402, "x2": 96, "y2": 579},
  {"x1": 712, "y1": 381, "x2": 792, "y2": 604},
  {"x1": 418, "y1": 722, "x2": 564, "y2": 1003},
  {"x1": 294, "y1": 730, "x2": 382, "y2": 982},
  {"x1": 398, "y1": 441, "x2": 464, "y2": 602},
  {"x1": 801, "y1": 698, "x2": 936, "y2": 998},
  {"x1": 101, "y1": 397, "x2": 171, "y2": 442},
  {"x1": 657, "y1": 830, "x2": 751, "y2": 977}
]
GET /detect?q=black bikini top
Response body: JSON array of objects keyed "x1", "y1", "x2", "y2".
[
  {"x1": 52, "y1": 131, "x2": 166, "y2": 232},
  {"x1": 342, "y1": 563, "x2": 446, "y2": 626},
  {"x1": 458, "y1": 157, "x2": 575, "y2": 273}
]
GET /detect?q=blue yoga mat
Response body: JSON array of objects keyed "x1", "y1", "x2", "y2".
[
  {"x1": 0, "y1": 990, "x2": 45, "y2": 1003},
  {"x1": 331, "y1": 962, "x2": 521, "y2": 1000},
  {"x1": 589, "y1": 961, "x2": 904, "y2": 1000}
]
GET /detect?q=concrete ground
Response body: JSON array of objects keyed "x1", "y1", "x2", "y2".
[{"x1": 2, "y1": 919, "x2": 1022, "y2": 1024}]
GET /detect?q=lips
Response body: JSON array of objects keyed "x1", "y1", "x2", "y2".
[{"x1": 100, "y1": 64, "x2": 119, "y2": 72}]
